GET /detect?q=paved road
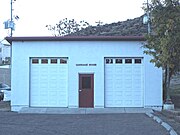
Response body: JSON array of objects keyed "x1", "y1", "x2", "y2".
[{"x1": 0, "y1": 112, "x2": 169, "y2": 135}]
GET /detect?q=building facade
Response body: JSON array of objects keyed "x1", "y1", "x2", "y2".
[{"x1": 6, "y1": 36, "x2": 163, "y2": 112}]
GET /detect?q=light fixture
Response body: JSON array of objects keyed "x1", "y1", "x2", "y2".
[
  {"x1": 143, "y1": 0, "x2": 151, "y2": 34},
  {"x1": 143, "y1": 13, "x2": 149, "y2": 25}
]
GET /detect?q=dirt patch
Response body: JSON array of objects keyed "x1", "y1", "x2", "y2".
[
  {"x1": 0, "y1": 101, "x2": 11, "y2": 111},
  {"x1": 171, "y1": 95, "x2": 180, "y2": 108},
  {"x1": 170, "y1": 73, "x2": 180, "y2": 109}
]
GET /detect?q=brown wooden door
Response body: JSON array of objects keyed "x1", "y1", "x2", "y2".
[{"x1": 79, "y1": 74, "x2": 94, "y2": 108}]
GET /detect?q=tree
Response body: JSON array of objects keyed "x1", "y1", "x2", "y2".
[
  {"x1": 143, "y1": 0, "x2": 180, "y2": 103},
  {"x1": 46, "y1": 18, "x2": 90, "y2": 36}
]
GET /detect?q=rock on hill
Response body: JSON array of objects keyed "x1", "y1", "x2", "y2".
[{"x1": 68, "y1": 15, "x2": 148, "y2": 36}]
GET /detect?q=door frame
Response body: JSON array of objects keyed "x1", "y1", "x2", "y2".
[{"x1": 78, "y1": 73, "x2": 94, "y2": 108}]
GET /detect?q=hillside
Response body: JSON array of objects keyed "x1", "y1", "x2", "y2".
[{"x1": 68, "y1": 15, "x2": 148, "y2": 36}]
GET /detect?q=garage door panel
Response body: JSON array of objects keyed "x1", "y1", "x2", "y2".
[
  {"x1": 124, "y1": 83, "x2": 132, "y2": 89},
  {"x1": 124, "y1": 100, "x2": 132, "y2": 106},
  {"x1": 115, "y1": 79, "x2": 123, "y2": 84},
  {"x1": 106, "y1": 84, "x2": 113, "y2": 89},
  {"x1": 40, "y1": 67, "x2": 48, "y2": 73},
  {"x1": 105, "y1": 92, "x2": 113, "y2": 97},
  {"x1": 125, "y1": 91, "x2": 132, "y2": 96},
  {"x1": 31, "y1": 67, "x2": 40, "y2": 72},
  {"x1": 114, "y1": 101, "x2": 123, "y2": 106},
  {"x1": 116, "y1": 91, "x2": 123, "y2": 96},
  {"x1": 49, "y1": 66, "x2": 58, "y2": 71},
  {"x1": 49, "y1": 100, "x2": 57, "y2": 105},
  {"x1": 105, "y1": 58, "x2": 144, "y2": 107},
  {"x1": 49, "y1": 82, "x2": 58, "y2": 88},
  {"x1": 115, "y1": 67, "x2": 123, "y2": 73},
  {"x1": 115, "y1": 84, "x2": 123, "y2": 89},
  {"x1": 49, "y1": 75, "x2": 58, "y2": 79},
  {"x1": 30, "y1": 58, "x2": 68, "y2": 107},
  {"x1": 40, "y1": 76, "x2": 49, "y2": 80},
  {"x1": 134, "y1": 100, "x2": 142, "y2": 106},
  {"x1": 124, "y1": 66, "x2": 132, "y2": 72},
  {"x1": 133, "y1": 84, "x2": 142, "y2": 89},
  {"x1": 105, "y1": 101, "x2": 113, "y2": 106}
]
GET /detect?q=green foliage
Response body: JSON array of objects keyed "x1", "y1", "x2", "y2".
[
  {"x1": 144, "y1": 0, "x2": 180, "y2": 101},
  {"x1": 46, "y1": 18, "x2": 90, "y2": 36},
  {"x1": 144, "y1": 0, "x2": 180, "y2": 75}
]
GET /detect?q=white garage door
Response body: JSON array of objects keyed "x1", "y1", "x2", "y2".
[
  {"x1": 30, "y1": 58, "x2": 68, "y2": 107},
  {"x1": 105, "y1": 58, "x2": 144, "y2": 107}
]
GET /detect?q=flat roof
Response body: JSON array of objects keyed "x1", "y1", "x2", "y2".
[{"x1": 6, "y1": 36, "x2": 145, "y2": 44}]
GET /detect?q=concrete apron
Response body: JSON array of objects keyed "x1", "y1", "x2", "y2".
[{"x1": 19, "y1": 107, "x2": 153, "y2": 114}]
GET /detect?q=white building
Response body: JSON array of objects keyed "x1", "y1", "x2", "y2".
[
  {"x1": 6, "y1": 36, "x2": 163, "y2": 112},
  {"x1": 0, "y1": 42, "x2": 11, "y2": 65}
]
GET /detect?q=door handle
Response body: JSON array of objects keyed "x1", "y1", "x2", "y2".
[{"x1": 79, "y1": 89, "x2": 82, "y2": 92}]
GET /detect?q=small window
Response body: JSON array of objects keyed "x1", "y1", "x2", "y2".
[
  {"x1": 60, "y1": 59, "x2": 67, "y2": 64},
  {"x1": 41, "y1": 59, "x2": 48, "y2": 64},
  {"x1": 82, "y1": 77, "x2": 91, "y2": 89},
  {"x1": 106, "y1": 59, "x2": 113, "y2": 64},
  {"x1": 51, "y1": 59, "x2": 57, "y2": 64},
  {"x1": 125, "y1": 59, "x2": 132, "y2": 64},
  {"x1": 116, "y1": 59, "x2": 123, "y2": 64},
  {"x1": 32, "y1": 59, "x2": 39, "y2": 64},
  {"x1": 135, "y1": 59, "x2": 142, "y2": 64}
]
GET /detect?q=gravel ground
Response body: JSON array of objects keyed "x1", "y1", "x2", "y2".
[{"x1": 153, "y1": 110, "x2": 180, "y2": 135}]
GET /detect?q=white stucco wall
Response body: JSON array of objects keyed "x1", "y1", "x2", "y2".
[{"x1": 11, "y1": 41, "x2": 163, "y2": 111}]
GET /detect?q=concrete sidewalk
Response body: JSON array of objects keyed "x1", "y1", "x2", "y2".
[{"x1": 19, "y1": 107, "x2": 153, "y2": 114}]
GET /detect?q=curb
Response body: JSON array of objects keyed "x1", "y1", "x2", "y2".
[{"x1": 146, "y1": 112, "x2": 178, "y2": 135}]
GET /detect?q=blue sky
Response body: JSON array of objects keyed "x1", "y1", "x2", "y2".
[{"x1": 0, "y1": 0, "x2": 146, "y2": 39}]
